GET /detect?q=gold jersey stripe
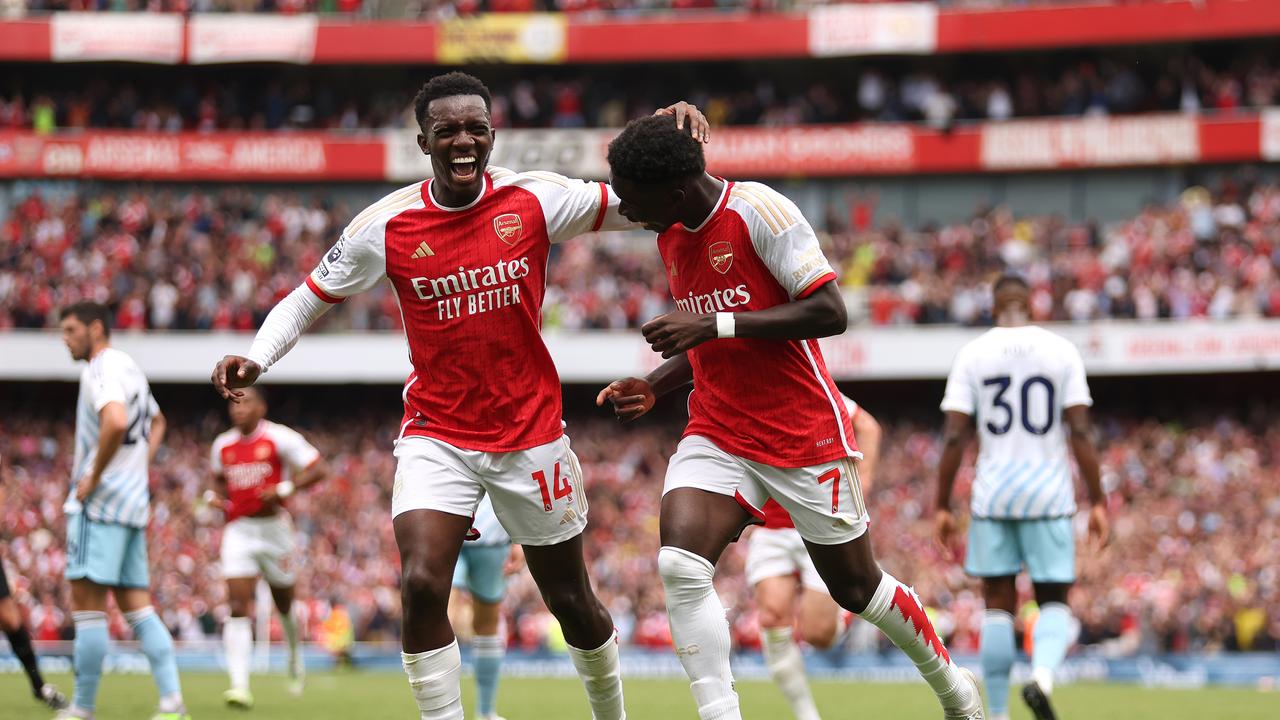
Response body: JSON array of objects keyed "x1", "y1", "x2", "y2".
[
  {"x1": 730, "y1": 188, "x2": 784, "y2": 234},
  {"x1": 733, "y1": 184, "x2": 795, "y2": 232}
]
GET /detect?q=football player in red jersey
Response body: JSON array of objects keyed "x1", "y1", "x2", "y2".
[
  {"x1": 206, "y1": 386, "x2": 329, "y2": 707},
  {"x1": 598, "y1": 115, "x2": 984, "y2": 720},
  {"x1": 212, "y1": 73, "x2": 708, "y2": 720}
]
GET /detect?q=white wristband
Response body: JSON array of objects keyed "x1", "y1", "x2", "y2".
[
  {"x1": 716, "y1": 312, "x2": 736, "y2": 339},
  {"x1": 203, "y1": 490, "x2": 218, "y2": 504},
  {"x1": 275, "y1": 481, "x2": 296, "y2": 499}
]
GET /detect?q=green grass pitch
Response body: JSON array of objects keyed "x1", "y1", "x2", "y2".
[{"x1": 2, "y1": 672, "x2": 1275, "y2": 719}]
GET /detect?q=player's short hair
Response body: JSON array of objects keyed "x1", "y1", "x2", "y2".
[
  {"x1": 59, "y1": 301, "x2": 112, "y2": 337},
  {"x1": 993, "y1": 272, "x2": 1030, "y2": 295},
  {"x1": 413, "y1": 72, "x2": 493, "y2": 132},
  {"x1": 607, "y1": 114, "x2": 705, "y2": 183}
]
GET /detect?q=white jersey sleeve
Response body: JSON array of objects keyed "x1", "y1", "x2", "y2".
[
  {"x1": 268, "y1": 422, "x2": 322, "y2": 472},
  {"x1": 209, "y1": 430, "x2": 235, "y2": 474},
  {"x1": 1061, "y1": 340, "x2": 1093, "y2": 408},
  {"x1": 940, "y1": 343, "x2": 978, "y2": 415},
  {"x1": 729, "y1": 182, "x2": 836, "y2": 299},
  {"x1": 307, "y1": 183, "x2": 421, "y2": 303},
  {"x1": 494, "y1": 168, "x2": 634, "y2": 243},
  {"x1": 88, "y1": 358, "x2": 128, "y2": 412}
]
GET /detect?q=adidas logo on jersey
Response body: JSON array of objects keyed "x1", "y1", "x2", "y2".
[
  {"x1": 410, "y1": 241, "x2": 434, "y2": 259},
  {"x1": 560, "y1": 508, "x2": 578, "y2": 525}
]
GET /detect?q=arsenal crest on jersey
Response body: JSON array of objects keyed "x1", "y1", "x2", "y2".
[
  {"x1": 709, "y1": 241, "x2": 734, "y2": 274},
  {"x1": 493, "y1": 213, "x2": 522, "y2": 245}
]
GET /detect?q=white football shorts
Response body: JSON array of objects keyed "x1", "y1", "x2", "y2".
[
  {"x1": 663, "y1": 435, "x2": 870, "y2": 545},
  {"x1": 745, "y1": 526, "x2": 829, "y2": 592},
  {"x1": 220, "y1": 512, "x2": 298, "y2": 587},
  {"x1": 391, "y1": 434, "x2": 588, "y2": 546}
]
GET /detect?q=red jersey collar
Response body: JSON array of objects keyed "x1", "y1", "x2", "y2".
[{"x1": 680, "y1": 179, "x2": 732, "y2": 234}]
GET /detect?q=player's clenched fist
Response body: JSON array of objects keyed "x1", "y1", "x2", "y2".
[
  {"x1": 641, "y1": 310, "x2": 716, "y2": 359},
  {"x1": 211, "y1": 355, "x2": 263, "y2": 401},
  {"x1": 596, "y1": 377, "x2": 656, "y2": 422}
]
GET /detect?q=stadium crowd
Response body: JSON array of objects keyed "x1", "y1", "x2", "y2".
[
  {"x1": 2, "y1": 175, "x2": 1278, "y2": 331},
  {"x1": 3, "y1": 47, "x2": 1276, "y2": 132},
  {"x1": 2, "y1": 401, "x2": 1277, "y2": 655}
]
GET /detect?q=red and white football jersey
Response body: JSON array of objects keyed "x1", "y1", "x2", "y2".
[
  {"x1": 211, "y1": 420, "x2": 321, "y2": 522},
  {"x1": 659, "y1": 180, "x2": 857, "y2": 469},
  {"x1": 762, "y1": 397, "x2": 860, "y2": 529},
  {"x1": 307, "y1": 168, "x2": 628, "y2": 452}
]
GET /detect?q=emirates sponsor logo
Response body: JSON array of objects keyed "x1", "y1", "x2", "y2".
[
  {"x1": 709, "y1": 241, "x2": 734, "y2": 274},
  {"x1": 674, "y1": 284, "x2": 752, "y2": 314},
  {"x1": 410, "y1": 257, "x2": 531, "y2": 301},
  {"x1": 225, "y1": 462, "x2": 273, "y2": 491},
  {"x1": 493, "y1": 213, "x2": 522, "y2": 245}
]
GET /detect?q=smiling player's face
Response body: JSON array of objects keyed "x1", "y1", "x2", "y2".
[{"x1": 418, "y1": 95, "x2": 494, "y2": 204}]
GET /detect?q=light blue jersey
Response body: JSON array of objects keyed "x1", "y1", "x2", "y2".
[
  {"x1": 67, "y1": 348, "x2": 159, "y2": 528},
  {"x1": 941, "y1": 326, "x2": 1092, "y2": 520}
]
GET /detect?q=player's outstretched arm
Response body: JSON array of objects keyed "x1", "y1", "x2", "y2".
[
  {"x1": 934, "y1": 410, "x2": 973, "y2": 554},
  {"x1": 640, "y1": 281, "x2": 846, "y2": 359},
  {"x1": 211, "y1": 284, "x2": 334, "y2": 401},
  {"x1": 596, "y1": 353, "x2": 693, "y2": 422},
  {"x1": 1066, "y1": 405, "x2": 1109, "y2": 548}
]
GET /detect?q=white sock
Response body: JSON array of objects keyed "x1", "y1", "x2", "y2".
[
  {"x1": 402, "y1": 641, "x2": 464, "y2": 720},
  {"x1": 761, "y1": 626, "x2": 821, "y2": 720},
  {"x1": 1033, "y1": 666, "x2": 1055, "y2": 695},
  {"x1": 657, "y1": 546, "x2": 740, "y2": 720},
  {"x1": 280, "y1": 609, "x2": 299, "y2": 655},
  {"x1": 223, "y1": 616, "x2": 252, "y2": 693},
  {"x1": 566, "y1": 630, "x2": 627, "y2": 720},
  {"x1": 858, "y1": 571, "x2": 974, "y2": 711}
]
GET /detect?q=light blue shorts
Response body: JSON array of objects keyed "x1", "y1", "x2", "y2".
[
  {"x1": 965, "y1": 516, "x2": 1075, "y2": 584},
  {"x1": 65, "y1": 513, "x2": 150, "y2": 589},
  {"x1": 452, "y1": 544, "x2": 509, "y2": 604}
]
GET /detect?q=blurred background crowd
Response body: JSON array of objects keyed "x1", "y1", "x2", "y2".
[
  {"x1": 3, "y1": 173, "x2": 1277, "y2": 331},
  {"x1": 3, "y1": 393, "x2": 1278, "y2": 656},
  {"x1": 3, "y1": 45, "x2": 1276, "y2": 132}
]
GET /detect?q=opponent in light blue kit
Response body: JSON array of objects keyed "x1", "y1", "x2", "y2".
[
  {"x1": 57, "y1": 302, "x2": 189, "y2": 720},
  {"x1": 448, "y1": 495, "x2": 519, "y2": 720},
  {"x1": 934, "y1": 275, "x2": 1109, "y2": 720}
]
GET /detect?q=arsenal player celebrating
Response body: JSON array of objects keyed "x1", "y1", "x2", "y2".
[
  {"x1": 207, "y1": 386, "x2": 328, "y2": 708},
  {"x1": 597, "y1": 115, "x2": 984, "y2": 720},
  {"x1": 211, "y1": 72, "x2": 709, "y2": 720}
]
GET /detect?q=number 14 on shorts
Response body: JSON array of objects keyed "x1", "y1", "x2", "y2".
[{"x1": 533, "y1": 463, "x2": 572, "y2": 512}]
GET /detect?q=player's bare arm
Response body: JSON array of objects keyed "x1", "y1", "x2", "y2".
[
  {"x1": 1066, "y1": 404, "x2": 1109, "y2": 548},
  {"x1": 641, "y1": 281, "x2": 847, "y2": 359},
  {"x1": 76, "y1": 401, "x2": 128, "y2": 503},
  {"x1": 147, "y1": 409, "x2": 166, "y2": 465},
  {"x1": 934, "y1": 409, "x2": 974, "y2": 553},
  {"x1": 596, "y1": 353, "x2": 693, "y2": 422},
  {"x1": 852, "y1": 406, "x2": 882, "y2": 491},
  {"x1": 260, "y1": 457, "x2": 330, "y2": 505}
]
